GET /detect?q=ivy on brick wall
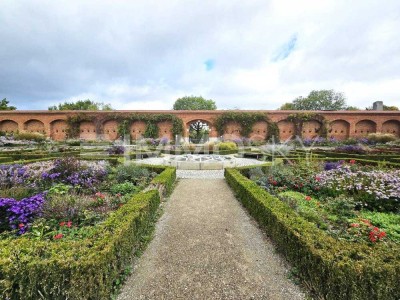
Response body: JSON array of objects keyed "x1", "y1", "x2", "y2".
[
  {"x1": 286, "y1": 112, "x2": 328, "y2": 138},
  {"x1": 66, "y1": 114, "x2": 95, "y2": 138},
  {"x1": 113, "y1": 113, "x2": 184, "y2": 140},
  {"x1": 215, "y1": 112, "x2": 279, "y2": 141}
]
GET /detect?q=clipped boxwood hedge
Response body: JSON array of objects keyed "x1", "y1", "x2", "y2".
[
  {"x1": 224, "y1": 168, "x2": 400, "y2": 300},
  {"x1": 0, "y1": 166, "x2": 176, "y2": 299}
]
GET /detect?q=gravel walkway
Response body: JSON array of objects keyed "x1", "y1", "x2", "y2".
[{"x1": 118, "y1": 179, "x2": 305, "y2": 300}]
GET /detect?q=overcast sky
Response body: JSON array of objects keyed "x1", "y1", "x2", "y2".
[{"x1": 1, "y1": 0, "x2": 399, "y2": 110}]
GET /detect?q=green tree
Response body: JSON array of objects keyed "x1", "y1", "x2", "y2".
[
  {"x1": 279, "y1": 90, "x2": 347, "y2": 110},
  {"x1": 173, "y1": 96, "x2": 217, "y2": 110},
  {"x1": 383, "y1": 105, "x2": 399, "y2": 111},
  {"x1": 48, "y1": 99, "x2": 113, "y2": 110},
  {"x1": 346, "y1": 106, "x2": 361, "y2": 111},
  {"x1": 0, "y1": 98, "x2": 17, "y2": 110}
]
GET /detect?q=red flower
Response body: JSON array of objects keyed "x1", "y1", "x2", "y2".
[
  {"x1": 60, "y1": 221, "x2": 66, "y2": 227},
  {"x1": 66, "y1": 221, "x2": 72, "y2": 228},
  {"x1": 349, "y1": 159, "x2": 356, "y2": 164},
  {"x1": 272, "y1": 181, "x2": 277, "y2": 186},
  {"x1": 54, "y1": 233, "x2": 63, "y2": 240},
  {"x1": 315, "y1": 176, "x2": 321, "y2": 182},
  {"x1": 305, "y1": 196, "x2": 311, "y2": 201},
  {"x1": 350, "y1": 223, "x2": 360, "y2": 228},
  {"x1": 18, "y1": 223, "x2": 24, "y2": 229}
]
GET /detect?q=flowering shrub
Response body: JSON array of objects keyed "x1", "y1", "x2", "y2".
[
  {"x1": 0, "y1": 193, "x2": 46, "y2": 234},
  {"x1": 107, "y1": 145, "x2": 125, "y2": 155},
  {"x1": 315, "y1": 165, "x2": 400, "y2": 211},
  {"x1": 335, "y1": 145, "x2": 366, "y2": 154}
]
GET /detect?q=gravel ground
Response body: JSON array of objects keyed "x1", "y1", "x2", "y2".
[{"x1": 117, "y1": 179, "x2": 305, "y2": 300}]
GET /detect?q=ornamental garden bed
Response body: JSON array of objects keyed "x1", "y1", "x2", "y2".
[
  {"x1": 0, "y1": 157, "x2": 176, "y2": 299},
  {"x1": 225, "y1": 158, "x2": 400, "y2": 300}
]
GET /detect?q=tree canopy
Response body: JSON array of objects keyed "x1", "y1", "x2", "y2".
[
  {"x1": 0, "y1": 98, "x2": 17, "y2": 110},
  {"x1": 48, "y1": 99, "x2": 113, "y2": 111},
  {"x1": 279, "y1": 90, "x2": 347, "y2": 110},
  {"x1": 173, "y1": 96, "x2": 217, "y2": 110}
]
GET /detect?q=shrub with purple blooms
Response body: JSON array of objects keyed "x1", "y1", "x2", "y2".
[{"x1": 0, "y1": 158, "x2": 156, "y2": 239}]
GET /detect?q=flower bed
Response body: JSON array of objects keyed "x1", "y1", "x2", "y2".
[
  {"x1": 0, "y1": 158, "x2": 176, "y2": 299},
  {"x1": 231, "y1": 157, "x2": 400, "y2": 298},
  {"x1": 225, "y1": 167, "x2": 400, "y2": 299}
]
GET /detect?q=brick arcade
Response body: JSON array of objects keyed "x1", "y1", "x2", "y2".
[{"x1": 1, "y1": 110, "x2": 400, "y2": 142}]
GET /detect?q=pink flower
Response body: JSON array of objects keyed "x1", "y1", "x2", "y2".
[
  {"x1": 305, "y1": 196, "x2": 311, "y2": 201},
  {"x1": 54, "y1": 233, "x2": 63, "y2": 240},
  {"x1": 66, "y1": 221, "x2": 72, "y2": 228}
]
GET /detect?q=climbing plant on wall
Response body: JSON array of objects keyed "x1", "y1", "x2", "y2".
[
  {"x1": 65, "y1": 114, "x2": 95, "y2": 138},
  {"x1": 215, "y1": 112, "x2": 279, "y2": 141},
  {"x1": 109, "y1": 113, "x2": 184, "y2": 140},
  {"x1": 286, "y1": 112, "x2": 328, "y2": 138}
]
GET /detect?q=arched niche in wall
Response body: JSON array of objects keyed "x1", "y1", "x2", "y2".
[
  {"x1": 130, "y1": 121, "x2": 147, "y2": 140},
  {"x1": 157, "y1": 121, "x2": 173, "y2": 140},
  {"x1": 249, "y1": 121, "x2": 268, "y2": 141},
  {"x1": 277, "y1": 120, "x2": 294, "y2": 141},
  {"x1": 382, "y1": 120, "x2": 400, "y2": 137},
  {"x1": 103, "y1": 120, "x2": 119, "y2": 141},
  {"x1": 50, "y1": 119, "x2": 68, "y2": 141},
  {"x1": 79, "y1": 121, "x2": 97, "y2": 140},
  {"x1": 24, "y1": 119, "x2": 45, "y2": 134},
  {"x1": 328, "y1": 119, "x2": 350, "y2": 140},
  {"x1": 0, "y1": 120, "x2": 18, "y2": 133},
  {"x1": 355, "y1": 120, "x2": 377, "y2": 137},
  {"x1": 302, "y1": 120, "x2": 322, "y2": 139},
  {"x1": 222, "y1": 121, "x2": 242, "y2": 141}
]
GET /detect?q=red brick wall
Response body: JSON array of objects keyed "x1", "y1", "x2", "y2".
[{"x1": 1, "y1": 110, "x2": 399, "y2": 141}]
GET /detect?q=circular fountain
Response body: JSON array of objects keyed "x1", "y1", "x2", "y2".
[{"x1": 166, "y1": 154, "x2": 234, "y2": 170}]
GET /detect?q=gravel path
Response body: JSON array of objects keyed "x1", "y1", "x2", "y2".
[{"x1": 117, "y1": 179, "x2": 305, "y2": 300}]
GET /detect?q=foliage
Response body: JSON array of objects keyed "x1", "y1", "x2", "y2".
[
  {"x1": 173, "y1": 95, "x2": 217, "y2": 110},
  {"x1": 315, "y1": 165, "x2": 400, "y2": 211},
  {"x1": 110, "y1": 182, "x2": 140, "y2": 196},
  {"x1": 115, "y1": 113, "x2": 184, "y2": 140},
  {"x1": 286, "y1": 112, "x2": 328, "y2": 138},
  {"x1": 48, "y1": 99, "x2": 113, "y2": 111},
  {"x1": 0, "y1": 98, "x2": 16, "y2": 110},
  {"x1": 0, "y1": 193, "x2": 46, "y2": 234},
  {"x1": 66, "y1": 114, "x2": 95, "y2": 138},
  {"x1": 216, "y1": 141, "x2": 238, "y2": 151},
  {"x1": 215, "y1": 111, "x2": 279, "y2": 140},
  {"x1": 280, "y1": 89, "x2": 347, "y2": 110},
  {"x1": 225, "y1": 168, "x2": 400, "y2": 300},
  {"x1": 107, "y1": 145, "x2": 125, "y2": 155},
  {"x1": 367, "y1": 133, "x2": 397, "y2": 144},
  {"x1": 14, "y1": 132, "x2": 46, "y2": 142},
  {"x1": 114, "y1": 163, "x2": 155, "y2": 185},
  {"x1": 335, "y1": 144, "x2": 366, "y2": 154}
]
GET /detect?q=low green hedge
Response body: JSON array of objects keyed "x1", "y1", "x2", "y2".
[
  {"x1": 224, "y1": 168, "x2": 400, "y2": 300},
  {"x1": 0, "y1": 167, "x2": 176, "y2": 299}
]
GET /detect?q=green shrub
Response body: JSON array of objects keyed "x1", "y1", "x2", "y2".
[
  {"x1": 0, "y1": 166, "x2": 177, "y2": 299},
  {"x1": 367, "y1": 133, "x2": 397, "y2": 143},
  {"x1": 14, "y1": 132, "x2": 46, "y2": 142},
  {"x1": 225, "y1": 168, "x2": 400, "y2": 300},
  {"x1": 216, "y1": 141, "x2": 238, "y2": 151},
  {"x1": 115, "y1": 164, "x2": 153, "y2": 185},
  {"x1": 110, "y1": 182, "x2": 140, "y2": 196}
]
